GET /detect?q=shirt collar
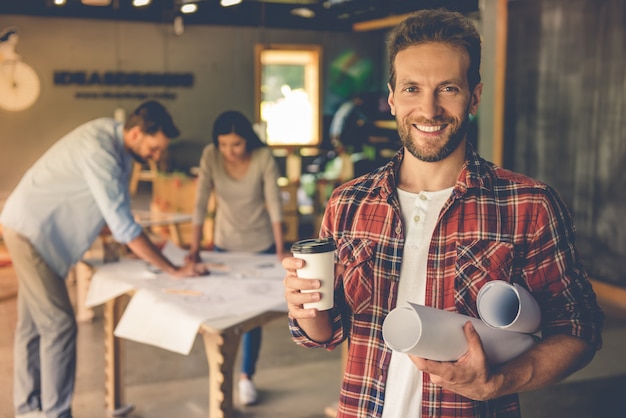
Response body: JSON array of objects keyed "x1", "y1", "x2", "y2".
[
  {"x1": 115, "y1": 122, "x2": 125, "y2": 150},
  {"x1": 372, "y1": 141, "x2": 493, "y2": 201},
  {"x1": 457, "y1": 142, "x2": 493, "y2": 193}
]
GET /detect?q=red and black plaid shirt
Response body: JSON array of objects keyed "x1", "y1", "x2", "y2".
[{"x1": 289, "y1": 145, "x2": 604, "y2": 418}]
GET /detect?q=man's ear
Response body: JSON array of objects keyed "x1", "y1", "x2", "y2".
[
  {"x1": 387, "y1": 83, "x2": 396, "y2": 116},
  {"x1": 126, "y1": 126, "x2": 143, "y2": 144},
  {"x1": 469, "y1": 82, "x2": 483, "y2": 115}
]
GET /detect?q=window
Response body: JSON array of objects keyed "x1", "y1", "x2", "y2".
[{"x1": 255, "y1": 44, "x2": 321, "y2": 146}]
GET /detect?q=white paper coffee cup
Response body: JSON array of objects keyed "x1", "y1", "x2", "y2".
[
  {"x1": 477, "y1": 281, "x2": 541, "y2": 334},
  {"x1": 291, "y1": 238, "x2": 336, "y2": 311}
]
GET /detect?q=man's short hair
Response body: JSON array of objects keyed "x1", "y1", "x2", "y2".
[
  {"x1": 124, "y1": 100, "x2": 180, "y2": 139},
  {"x1": 387, "y1": 8, "x2": 482, "y2": 91}
]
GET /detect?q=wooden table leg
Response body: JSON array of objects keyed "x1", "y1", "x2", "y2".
[
  {"x1": 168, "y1": 223, "x2": 183, "y2": 247},
  {"x1": 201, "y1": 329, "x2": 242, "y2": 418},
  {"x1": 104, "y1": 294, "x2": 135, "y2": 416},
  {"x1": 199, "y1": 312, "x2": 285, "y2": 418}
]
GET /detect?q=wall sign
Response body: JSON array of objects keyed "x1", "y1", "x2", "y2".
[
  {"x1": 53, "y1": 70, "x2": 194, "y2": 101},
  {"x1": 53, "y1": 71, "x2": 194, "y2": 87}
]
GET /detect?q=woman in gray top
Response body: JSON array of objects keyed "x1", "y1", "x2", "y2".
[{"x1": 188, "y1": 110, "x2": 285, "y2": 406}]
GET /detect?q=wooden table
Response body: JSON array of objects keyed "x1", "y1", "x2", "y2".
[
  {"x1": 83, "y1": 253, "x2": 288, "y2": 418},
  {"x1": 104, "y1": 292, "x2": 285, "y2": 418}
]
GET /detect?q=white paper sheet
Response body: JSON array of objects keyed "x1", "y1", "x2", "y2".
[
  {"x1": 85, "y1": 246, "x2": 288, "y2": 355},
  {"x1": 114, "y1": 289, "x2": 202, "y2": 355},
  {"x1": 199, "y1": 252, "x2": 287, "y2": 279},
  {"x1": 85, "y1": 259, "x2": 156, "y2": 307}
]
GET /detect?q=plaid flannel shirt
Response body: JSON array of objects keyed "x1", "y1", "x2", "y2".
[{"x1": 289, "y1": 144, "x2": 604, "y2": 418}]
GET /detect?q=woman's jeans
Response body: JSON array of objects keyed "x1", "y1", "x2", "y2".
[{"x1": 214, "y1": 244, "x2": 276, "y2": 378}]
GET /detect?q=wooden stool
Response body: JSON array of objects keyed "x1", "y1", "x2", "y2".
[{"x1": 129, "y1": 160, "x2": 158, "y2": 196}]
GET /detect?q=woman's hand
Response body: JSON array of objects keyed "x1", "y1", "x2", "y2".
[
  {"x1": 171, "y1": 261, "x2": 209, "y2": 278},
  {"x1": 184, "y1": 249, "x2": 201, "y2": 264}
]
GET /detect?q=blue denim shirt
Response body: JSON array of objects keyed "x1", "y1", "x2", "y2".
[{"x1": 1, "y1": 118, "x2": 142, "y2": 277}]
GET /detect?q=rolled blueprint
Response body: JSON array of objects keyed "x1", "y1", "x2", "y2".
[
  {"x1": 477, "y1": 281, "x2": 541, "y2": 334},
  {"x1": 382, "y1": 302, "x2": 536, "y2": 364}
]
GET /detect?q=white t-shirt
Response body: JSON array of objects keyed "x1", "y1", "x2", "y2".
[{"x1": 381, "y1": 186, "x2": 453, "y2": 418}]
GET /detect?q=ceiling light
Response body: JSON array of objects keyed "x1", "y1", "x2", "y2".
[
  {"x1": 53, "y1": 0, "x2": 66, "y2": 5},
  {"x1": 180, "y1": 3, "x2": 198, "y2": 14},
  {"x1": 221, "y1": 0, "x2": 242, "y2": 7},
  {"x1": 132, "y1": 0, "x2": 151, "y2": 7},
  {"x1": 291, "y1": 7, "x2": 315, "y2": 18},
  {"x1": 80, "y1": 0, "x2": 112, "y2": 6}
]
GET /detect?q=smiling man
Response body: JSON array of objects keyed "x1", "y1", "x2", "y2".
[
  {"x1": 1, "y1": 100, "x2": 206, "y2": 418},
  {"x1": 281, "y1": 8, "x2": 604, "y2": 418}
]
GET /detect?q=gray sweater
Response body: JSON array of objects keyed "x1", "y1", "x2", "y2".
[{"x1": 192, "y1": 144, "x2": 283, "y2": 252}]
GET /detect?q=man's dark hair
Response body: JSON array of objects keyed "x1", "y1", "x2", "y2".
[
  {"x1": 124, "y1": 100, "x2": 180, "y2": 139},
  {"x1": 0, "y1": 27, "x2": 18, "y2": 43},
  {"x1": 387, "y1": 8, "x2": 482, "y2": 91},
  {"x1": 212, "y1": 110, "x2": 266, "y2": 152}
]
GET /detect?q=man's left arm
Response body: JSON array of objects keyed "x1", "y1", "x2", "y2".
[
  {"x1": 410, "y1": 321, "x2": 594, "y2": 400},
  {"x1": 412, "y1": 185, "x2": 603, "y2": 399}
]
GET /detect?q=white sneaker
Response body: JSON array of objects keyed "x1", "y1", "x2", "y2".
[{"x1": 238, "y1": 379, "x2": 258, "y2": 406}]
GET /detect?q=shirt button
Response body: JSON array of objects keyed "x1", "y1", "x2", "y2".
[
  {"x1": 420, "y1": 195, "x2": 428, "y2": 201},
  {"x1": 413, "y1": 215, "x2": 420, "y2": 222},
  {"x1": 395, "y1": 225, "x2": 402, "y2": 235},
  {"x1": 483, "y1": 258, "x2": 491, "y2": 267}
]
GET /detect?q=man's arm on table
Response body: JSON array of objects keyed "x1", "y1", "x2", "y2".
[{"x1": 126, "y1": 231, "x2": 207, "y2": 277}]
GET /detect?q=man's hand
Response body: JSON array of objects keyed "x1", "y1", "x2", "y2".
[
  {"x1": 409, "y1": 321, "x2": 497, "y2": 401},
  {"x1": 282, "y1": 256, "x2": 334, "y2": 343},
  {"x1": 410, "y1": 320, "x2": 596, "y2": 401},
  {"x1": 282, "y1": 256, "x2": 322, "y2": 320},
  {"x1": 128, "y1": 232, "x2": 208, "y2": 278},
  {"x1": 170, "y1": 261, "x2": 209, "y2": 278}
]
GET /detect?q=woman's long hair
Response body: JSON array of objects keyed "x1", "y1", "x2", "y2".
[{"x1": 212, "y1": 110, "x2": 266, "y2": 153}]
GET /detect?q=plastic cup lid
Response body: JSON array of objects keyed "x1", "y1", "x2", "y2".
[{"x1": 291, "y1": 238, "x2": 336, "y2": 254}]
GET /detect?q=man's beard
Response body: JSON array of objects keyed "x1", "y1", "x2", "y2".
[
  {"x1": 398, "y1": 111, "x2": 471, "y2": 163},
  {"x1": 129, "y1": 149, "x2": 147, "y2": 164}
]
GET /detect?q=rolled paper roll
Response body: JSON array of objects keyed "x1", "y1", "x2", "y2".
[
  {"x1": 382, "y1": 302, "x2": 537, "y2": 364},
  {"x1": 477, "y1": 281, "x2": 541, "y2": 334}
]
